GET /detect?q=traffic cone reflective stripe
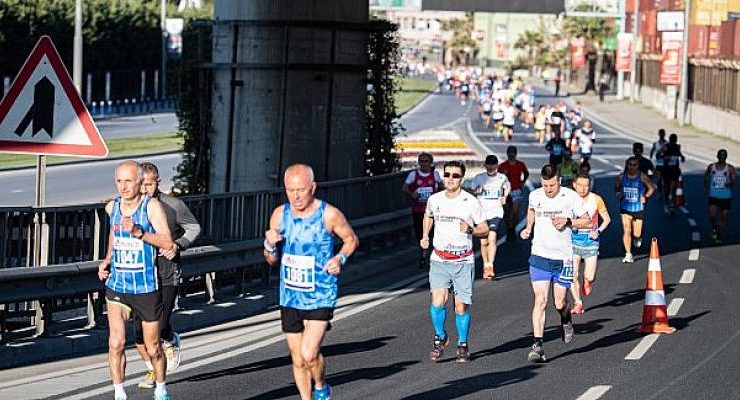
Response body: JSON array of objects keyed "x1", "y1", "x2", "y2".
[
  {"x1": 674, "y1": 175, "x2": 685, "y2": 207},
  {"x1": 636, "y1": 238, "x2": 676, "y2": 334}
]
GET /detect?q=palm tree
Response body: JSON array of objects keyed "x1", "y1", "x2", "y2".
[{"x1": 514, "y1": 29, "x2": 544, "y2": 73}]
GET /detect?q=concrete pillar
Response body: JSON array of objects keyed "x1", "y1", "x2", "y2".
[{"x1": 210, "y1": 0, "x2": 368, "y2": 192}]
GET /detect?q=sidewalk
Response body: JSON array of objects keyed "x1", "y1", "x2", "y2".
[{"x1": 570, "y1": 91, "x2": 740, "y2": 165}]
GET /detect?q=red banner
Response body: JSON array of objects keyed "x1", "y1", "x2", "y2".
[
  {"x1": 660, "y1": 32, "x2": 682, "y2": 85},
  {"x1": 571, "y1": 38, "x2": 586, "y2": 68},
  {"x1": 616, "y1": 33, "x2": 633, "y2": 72}
]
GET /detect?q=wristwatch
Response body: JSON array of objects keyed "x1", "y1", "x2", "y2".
[{"x1": 133, "y1": 224, "x2": 145, "y2": 239}]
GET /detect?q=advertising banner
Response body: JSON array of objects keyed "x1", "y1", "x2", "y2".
[
  {"x1": 616, "y1": 33, "x2": 634, "y2": 71},
  {"x1": 660, "y1": 32, "x2": 683, "y2": 84},
  {"x1": 571, "y1": 37, "x2": 586, "y2": 68}
]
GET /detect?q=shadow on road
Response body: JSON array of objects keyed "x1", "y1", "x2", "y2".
[
  {"x1": 399, "y1": 364, "x2": 543, "y2": 399},
  {"x1": 586, "y1": 284, "x2": 677, "y2": 313}
]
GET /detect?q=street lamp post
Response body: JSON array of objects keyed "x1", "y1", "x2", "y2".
[
  {"x1": 678, "y1": 0, "x2": 691, "y2": 126},
  {"x1": 617, "y1": 0, "x2": 627, "y2": 100},
  {"x1": 161, "y1": 0, "x2": 167, "y2": 100},
  {"x1": 629, "y1": 0, "x2": 640, "y2": 103}
]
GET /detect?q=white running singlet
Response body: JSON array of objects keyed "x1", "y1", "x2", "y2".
[
  {"x1": 529, "y1": 187, "x2": 585, "y2": 260},
  {"x1": 426, "y1": 190, "x2": 486, "y2": 264},
  {"x1": 471, "y1": 172, "x2": 510, "y2": 219}
]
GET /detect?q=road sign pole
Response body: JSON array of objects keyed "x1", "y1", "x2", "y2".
[{"x1": 33, "y1": 154, "x2": 50, "y2": 336}]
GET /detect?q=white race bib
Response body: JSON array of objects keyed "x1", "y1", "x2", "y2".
[
  {"x1": 481, "y1": 185, "x2": 501, "y2": 200},
  {"x1": 417, "y1": 187, "x2": 433, "y2": 202},
  {"x1": 712, "y1": 175, "x2": 727, "y2": 190},
  {"x1": 282, "y1": 253, "x2": 316, "y2": 292},
  {"x1": 624, "y1": 187, "x2": 639, "y2": 202},
  {"x1": 113, "y1": 237, "x2": 145, "y2": 272},
  {"x1": 559, "y1": 258, "x2": 574, "y2": 282}
]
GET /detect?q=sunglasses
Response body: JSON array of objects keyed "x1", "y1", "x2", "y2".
[{"x1": 444, "y1": 172, "x2": 463, "y2": 179}]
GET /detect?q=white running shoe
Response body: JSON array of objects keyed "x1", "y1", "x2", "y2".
[{"x1": 622, "y1": 253, "x2": 634, "y2": 263}]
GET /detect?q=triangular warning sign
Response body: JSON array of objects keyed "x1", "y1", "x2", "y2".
[{"x1": 0, "y1": 36, "x2": 108, "y2": 157}]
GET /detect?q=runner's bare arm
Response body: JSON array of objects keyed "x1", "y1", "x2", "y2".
[
  {"x1": 263, "y1": 205, "x2": 284, "y2": 266},
  {"x1": 402, "y1": 182, "x2": 417, "y2": 199},
  {"x1": 730, "y1": 165, "x2": 737, "y2": 187},
  {"x1": 325, "y1": 205, "x2": 359, "y2": 261},
  {"x1": 614, "y1": 173, "x2": 623, "y2": 200},
  {"x1": 420, "y1": 213, "x2": 434, "y2": 249},
  {"x1": 704, "y1": 164, "x2": 713, "y2": 191},
  {"x1": 571, "y1": 212, "x2": 592, "y2": 229},
  {"x1": 471, "y1": 220, "x2": 489, "y2": 238},
  {"x1": 640, "y1": 172, "x2": 655, "y2": 199},
  {"x1": 142, "y1": 198, "x2": 174, "y2": 250},
  {"x1": 520, "y1": 207, "x2": 535, "y2": 239},
  {"x1": 98, "y1": 201, "x2": 114, "y2": 280},
  {"x1": 522, "y1": 165, "x2": 530, "y2": 183}
]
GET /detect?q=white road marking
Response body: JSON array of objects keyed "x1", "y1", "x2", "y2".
[
  {"x1": 11, "y1": 189, "x2": 23, "y2": 193},
  {"x1": 177, "y1": 309, "x2": 203, "y2": 315},
  {"x1": 593, "y1": 155, "x2": 623, "y2": 171},
  {"x1": 680, "y1": 206, "x2": 690, "y2": 214},
  {"x1": 576, "y1": 385, "x2": 612, "y2": 400},
  {"x1": 625, "y1": 334, "x2": 660, "y2": 360},
  {"x1": 667, "y1": 298, "x2": 685, "y2": 316},
  {"x1": 213, "y1": 302, "x2": 236, "y2": 308},
  {"x1": 687, "y1": 218, "x2": 697, "y2": 227},
  {"x1": 688, "y1": 248, "x2": 700, "y2": 261},
  {"x1": 691, "y1": 232, "x2": 701, "y2": 242},
  {"x1": 680, "y1": 269, "x2": 696, "y2": 284}
]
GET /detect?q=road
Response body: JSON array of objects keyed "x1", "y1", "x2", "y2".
[
  {"x1": 1, "y1": 92, "x2": 739, "y2": 400},
  {"x1": 95, "y1": 112, "x2": 178, "y2": 139}
]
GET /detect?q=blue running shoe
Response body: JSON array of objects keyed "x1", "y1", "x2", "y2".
[
  {"x1": 154, "y1": 393, "x2": 171, "y2": 400},
  {"x1": 312, "y1": 384, "x2": 332, "y2": 400}
]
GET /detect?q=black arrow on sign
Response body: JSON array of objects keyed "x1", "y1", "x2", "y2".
[{"x1": 14, "y1": 76, "x2": 55, "y2": 137}]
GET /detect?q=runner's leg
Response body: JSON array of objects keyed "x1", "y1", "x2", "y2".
[
  {"x1": 570, "y1": 254, "x2": 583, "y2": 306},
  {"x1": 107, "y1": 304, "x2": 129, "y2": 385},
  {"x1": 621, "y1": 214, "x2": 633, "y2": 255},
  {"x1": 302, "y1": 321, "x2": 329, "y2": 391},
  {"x1": 531, "y1": 281, "x2": 551, "y2": 338},
  {"x1": 286, "y1": 333, "x2": 312, "y2": 400}
]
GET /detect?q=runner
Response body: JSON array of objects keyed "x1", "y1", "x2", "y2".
[
  {"x1": 520, "y1": 164, "x2": 590, "y2": 363},
  {"x1": 577, "y1": 120, "x2": 594, "y2": 161},
  {"x1": 471, "y1": 155, "x2": 511, "y2": 280},
  {"x1": 632, "y1": 143, "x2": 655, "y2": 176},
  {"x1": 615, "y1": 156, "x2": 655, "y2": 263},
  {"x1": 534, "y1": 105, "x2": 547, "y2": 145},
  {"x1": 134, "y1": 162, "x2": 201, "y2": 389},
  {"x1": 498, "y1": 145, "x2": 530, "y2": 241},
  {"x1": 559, "y1": 151, "x2": 579, "y2": 188},
  {"x1": 570, "y1": 173, "x2": 611, "y2": 314},
  {"x1": 545, "y1": 130, "x2": 567, "y2": 170},
  {"x1": 704, "y1": 149, "x2": 736, "y2": 244},
  {"x1": 501, "y1": 99, "x2": 517, "y2": 142},
  {"x1": 650, "y1": 129, "x2": 668, "y2": 197},
  {"x1": 263, "y1": 164, "x2": 358, "y2": 400},
  {"x1": 661, "y1": 133, "x2": 686, "y2": 212},
  {"x1": 402, "y1": 153, "x2": 442, "y2": 269},
  {"x1": 421, "y1": 161, "x2": 488, "y2": 363},
  {"x1": 97, "y1": 160, "x2": 174, "y2": 400}
]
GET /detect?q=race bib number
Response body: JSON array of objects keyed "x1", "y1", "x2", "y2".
[
  {"x1": 553, "y1": 144, "x2": 563, "y2": 156},
  {"x1": 417, "y1": 187, "x2": 433, "y2": 202},
  {"x1": 551, "y1": 116, "x2": 561, "y2": 125},
  {"x1": 481, "y1": 185, "x2": 500, "y2": 200},
  {"x1": 668, "y1": 155, "x2": 679, "y2": 166},
  {"x1": 624, "y1": 187, "x2": 639, "y2": 202},
  {"x1": 712, "y1": 176, "x2": 727, "y2": 190},
  {"x1": 113, "y1": 237, "x2": 145, "y2": 272},
  {"x1": 282, "y1": 253, "x2": 316, "y2": 292},
  {"x1": 559, "y1": 258, "x2": 574, "y2": 282}
]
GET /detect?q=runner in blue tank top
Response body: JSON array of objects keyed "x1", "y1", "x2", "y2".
[
  {"x1": 614, "y1": 156, "x2": 654, "y2": 263},
  {"x1": 264, "y1": 164, "x2": 358, "y2": 400},
  {"x1": 97, "y1": 160, "x2": 174, "y2": 400},
  {"x1": 704, "y1": 149, "x2": 737, "y2": 243}
]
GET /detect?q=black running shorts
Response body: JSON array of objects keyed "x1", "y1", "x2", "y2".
[
  {"x1": 106, "y1": 288, "x2": 162, "y2": 322},
  {"x1": 709, "y1": 197, "x2": 732, "y2": 211},
  {"x1": 280, "y1": 306, "x2": 333, "y2": 333}
]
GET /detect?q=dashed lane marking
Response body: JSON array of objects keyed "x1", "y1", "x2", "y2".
[
  {"x1": 680, "y1": 269, "x2": 696, "y2": 284},
  {"x1": 576, "y1": 385, "x2": 612, "y2": 400},
  {"x1": 625, "y1": 334, "x2": 660, "y2": 360},
  {"x1": 667, "y1": 298, "x2": 685, "y2": 316},
  {"x1": 688, "y1": 249, "x2": 700, "y2": 261},
  {"x1": 593, "y1": 155, "x2": 623, "y2": 171}
]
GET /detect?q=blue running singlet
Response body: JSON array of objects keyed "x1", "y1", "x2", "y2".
[
  {"x1": 620, "y1": 174, "x2": 645, "y2": 212},
  {"x1": 709, "y1": 164, "x2": 732, "y2": 199},
  {"x1": 279, "y1": 201, "x2": 337, "y2": 310},
  {"x1": 107, "y1": 196, "x2": 158, "y2": 294}
]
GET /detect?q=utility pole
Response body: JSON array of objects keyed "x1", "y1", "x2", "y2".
[
  {"x1": 629, "y1": 0, "x2": 640, "y2": 103},
  {"x1": 616, "y1": 0, "x2": 627, "y2": 100},
  {"x1": 73, "y1": 0, "x2": 83, "y2": 94},
  {"x1": 161, "y1": 0, "x2": 168, "y2": 99},
  {"x1": 678, "y1": 0, "x2": 691, "y2": 126}
]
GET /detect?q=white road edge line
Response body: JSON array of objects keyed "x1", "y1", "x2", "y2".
[
  {"x1": 687, "y1": 218, "x2": 697, "y2": 227},
  {"x1": 667, "y1": 298, "x2": 685, "y2": 316},
  {"x1": 688, "y1": 248, "x2": 700, "y2": 261},
  {"x1": 576, "y1": 385, "x2": 612, "y2": 400},
  {"x1": 625, "y1": 334, "x2": 660, "y2": 360},
  {"x1": 680, "y1": 269, "x2": 696, "y2": 284}
]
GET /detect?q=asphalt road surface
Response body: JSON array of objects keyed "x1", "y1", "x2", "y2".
[
  {"x1": 95, "y1": 112, "x2": 179, "y2": 139},
  {"x1": 2, "y1": 92, "x2": 739, "y2": 400}
]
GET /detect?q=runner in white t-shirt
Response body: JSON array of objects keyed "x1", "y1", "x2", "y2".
[
  {"x1": 520, "y1": 164, "x2": 590, "y2": 363},
  {"x1": 471, "y1": 155, "x2": 510, "y2": 280},
  {"x1": 421, "y1": 161, "x2": 488, "y2": 364}
]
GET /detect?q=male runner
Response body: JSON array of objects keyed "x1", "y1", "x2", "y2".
[
  {"x1": 135, "y1": 162, "x2": 201, "y2": 388},
  {"x1": 264, "y1": 164, "x2": 358, "y2": 400},
  {"x1": 545, "y1": 130, "x2": 567, "y2": 170},
  {"x1": 632, "y1": 143, "x2": 655, "y2": 176},
  {"x1": 97, "y1": 160, "x2": 174, "y2": 400},
  {"x1": 704, "y1": 149, "x2": 736, "y2": 243},
  {"x1": 570, "y1": 173, "x2": 611, "y2": 314},
  {"x1": 498, "y1": 146, "x2": 529, "y2": 241},
  {"x1": 422, "y1": 161, "x2": 488, "y2": 363},
  {"x1": 661, "y1": 133, "x2": 686, "y2": 212},
  {"x1": 615, "y1": 156, "x2": 655, "y2": 263},
  {"x1": 402, "y1": 153, "x2": 442, "y2": 269},
  {"x1": 471, "y1": 155, "x2": 511, "y2": 280},
  {"x1": 650, "y1": 129, "x2": 668, "y2": 196},
  {"x1": 520, "y1": 164, "x2": 590, "y2": 362}
]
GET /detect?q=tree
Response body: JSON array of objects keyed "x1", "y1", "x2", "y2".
[
  {"x1": 560, "y1": 5, "x2": 614, "y2": 49},
  {"x1": 442, "y1": 12, "x2": 477, "y2": 66},
  {"x1": 513, "y1": 29, "x2": 544, "y2": 73}
]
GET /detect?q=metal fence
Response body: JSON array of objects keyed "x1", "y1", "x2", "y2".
[{"x1": 0, "y1": 171, "x2": 409, "y2": 269}]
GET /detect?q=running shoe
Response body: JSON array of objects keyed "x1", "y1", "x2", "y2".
[
  {"x1": 164, "y1": 343, "x2": 182, "y2": 372},
  {"x1": 622, "y1": 253, "x2": 634, "y2": 263},
  {"x1": 582, "y1": 279, "x2": 593, "y2": 296},
  {"x1": 571, "y1": 302, "x2": 584, "y2": 315},
  {"x1": 633, "y1": 237, "x2": 643, "y2": 249},
  {"x1": 154, "y1": 393, "x2": 171, "y2": 400},
  {"x1": 527, "y1": 343, "x2": 546, "y2": 363},
  {"x1": 562, "y1": 320, "x2": 574, "y2": 343},
  {"x1": 429, "y1": 334, "x2": 450, "y2": 362},
  {"x1": 313, "y1": 384, "x2": 332, "y2": 400},
  {"x1": 456, "y1": 343, "x2": 471, "y2": 363},
  {"x1": 483, "y1": 265, "x2": 495, "y2": 280},
  {"x1": 138, "y1": 370, "x2": 155, "y2": 389}
]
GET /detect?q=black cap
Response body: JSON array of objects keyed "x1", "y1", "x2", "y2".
[{"x1": 484, "y1": 155, "x2": 499, "y2": 165}]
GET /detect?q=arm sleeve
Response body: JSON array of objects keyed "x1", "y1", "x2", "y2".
[{"x1": 174, "y1": 201, "x2": 201, "y2": 250}]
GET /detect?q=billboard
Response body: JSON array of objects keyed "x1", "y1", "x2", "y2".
[
  {"x1": 616, "y1": 33, "x2": 633, "y2": 71},
  {"x1": 660, "y1": 31, "x2": 683, "y2": 85},
  {"x1": 421, "y1": 0, "x2": 565, "y2": 13}
]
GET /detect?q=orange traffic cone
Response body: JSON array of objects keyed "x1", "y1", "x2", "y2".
[
  {"x1": 674, "y1": 175, "x2": 685, "y2": 207},
  {"x1": 636, "y1": 238, "x2": 676, "y2": 334}
]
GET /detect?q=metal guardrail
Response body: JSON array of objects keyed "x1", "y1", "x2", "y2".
[{"x1": 0, "y1": 209, "x2": 412, "y2": 342}]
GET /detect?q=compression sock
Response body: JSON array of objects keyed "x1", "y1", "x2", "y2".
[
  {"x1": 455, "y1": 311, "x2": 471, "y2": 345},
  {"x1": 429, "y1": 304, "x2": 447, "y2": 339}
]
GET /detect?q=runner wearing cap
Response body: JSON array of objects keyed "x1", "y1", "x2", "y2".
[{"x1": 471, "y1": 155, "x2": 511, "y2": 280}]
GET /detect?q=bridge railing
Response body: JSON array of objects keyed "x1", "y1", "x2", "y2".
[{"x1": 0, "y1": 171, "x2": 415, "y2": 342}]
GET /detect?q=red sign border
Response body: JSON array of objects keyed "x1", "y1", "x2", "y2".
[{"x1": 0, "y1": 36, "x2": 108, "y2": 157}]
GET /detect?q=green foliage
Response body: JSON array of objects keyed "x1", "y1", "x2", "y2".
[
  {"x1": 561, "y1": 4, "x2": 614, "y2": 49},
  {"x1": 513, "y1": 29, "x2": 545, "y2": 71},
  {"x1": 173, "y1": 20, "x2": 212, "y2": 194},
  {"x1": 441, "y1": 12, "x2": 477, "y2": 65},
  {"x1": 365, "y1": 19, "x2": 401, "y2": 176}
]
